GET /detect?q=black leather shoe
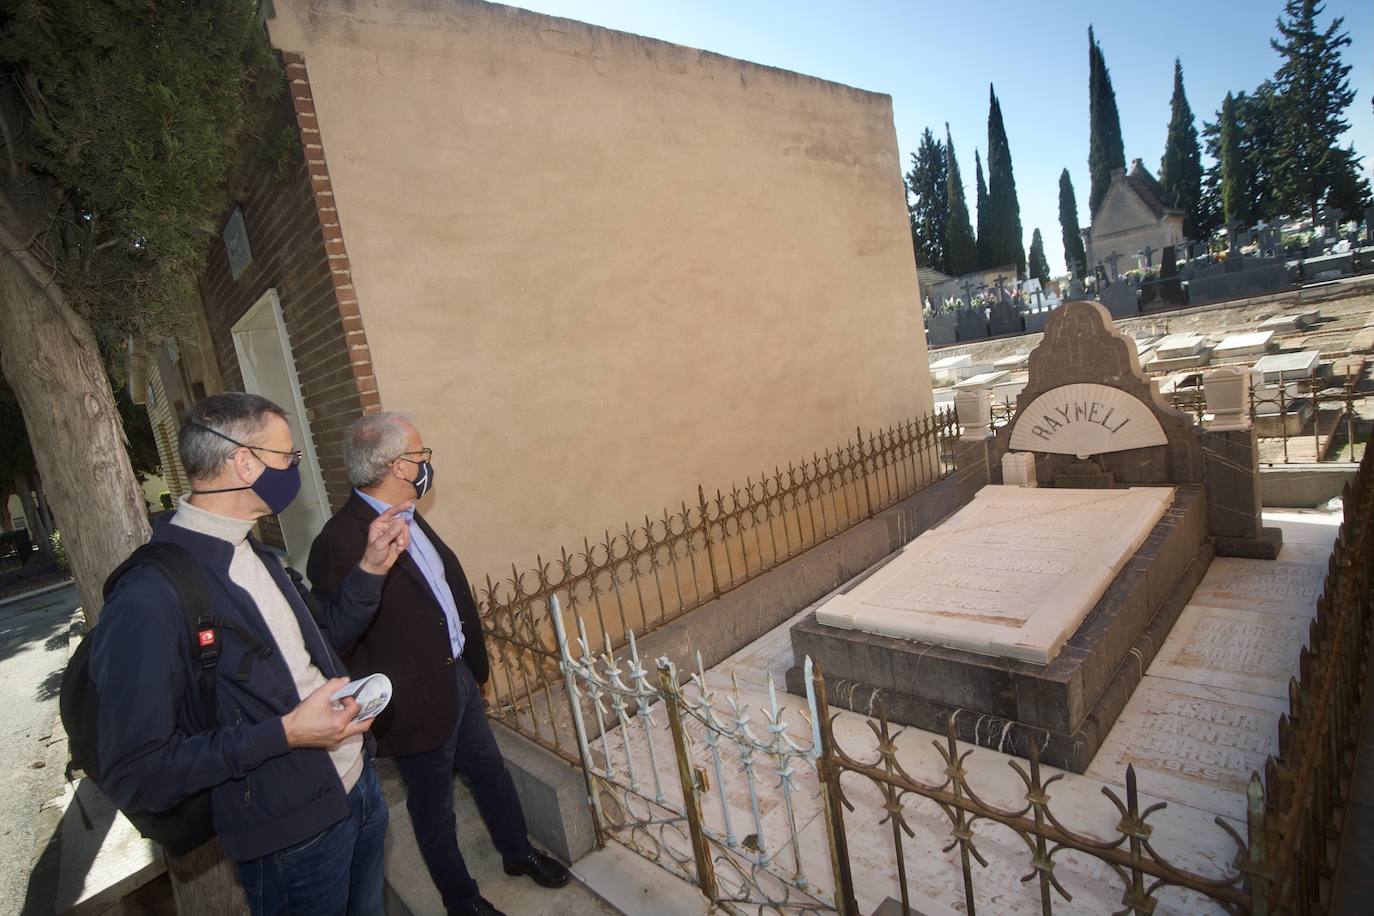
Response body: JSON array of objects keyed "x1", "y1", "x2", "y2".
[
  {"x1": 452, "y1": 897, "x2": 507, "y2": 916},
  {"x1": 503, "y1": 848, "x2": 571, "y2": 888}
]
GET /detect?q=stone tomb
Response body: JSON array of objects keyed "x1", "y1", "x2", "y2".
[
  {"x1": 789, "y1": 484, "x2": 1209, "y2": 772},
  {"x1": 813, "y1": 486, "x2": 1173, "y2": 664},
  {"x1": 1252, "y1": 350, "x2": 1321, "y2": 384},
  {"x1": 1213, "y1": 330, "x2": 1275, "y2": 358}
]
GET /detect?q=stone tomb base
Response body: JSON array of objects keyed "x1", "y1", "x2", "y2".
[{"x1": 786, "y1": 486, "x2": 1209, "y2": 773}]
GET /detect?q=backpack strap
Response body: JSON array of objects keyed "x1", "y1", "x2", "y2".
[{"x1": 103, "y1": 543, "x2": 225, "y2": 727}]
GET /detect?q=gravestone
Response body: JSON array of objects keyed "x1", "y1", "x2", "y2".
[
  {"x1": 988, "y1": 292, "x2": 1025, "y2": 337},
  {"x1": 956, "y1": 306, "x2": 989, "y2": 342},
  {"x1": 1140, "y1": 245, "x2": 1186, "y2": 311},
  {"x1": 926, "y1": 310, "x2": 957, "y2": 346},
  {"x1": 1099, "y1": 279, "x2": 1139, "y2": 317}
]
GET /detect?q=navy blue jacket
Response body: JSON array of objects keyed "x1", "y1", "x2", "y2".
[{"x1": 89, "y1": 517, "x2": 384, "y2": 861}]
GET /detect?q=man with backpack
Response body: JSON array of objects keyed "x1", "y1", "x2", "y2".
[{"x1": 85, "y1": 392, "x2": 411, "y2": 915}]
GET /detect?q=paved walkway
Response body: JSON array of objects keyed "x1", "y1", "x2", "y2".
[{"x1": 0, "y1": 584, "x2": 81, "y2": 916}]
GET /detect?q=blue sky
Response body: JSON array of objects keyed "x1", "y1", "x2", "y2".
[{"x1": 508, "y1": 0, "x2": 1373, "y2": 276}]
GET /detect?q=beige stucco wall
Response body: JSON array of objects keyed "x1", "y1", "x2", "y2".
[
  {"x1": 268, "y1": 0, "x2": 932, "y2": 581},
  {"x1": 1087, "y1": 182, "x2": 1184, "y2": 273}
]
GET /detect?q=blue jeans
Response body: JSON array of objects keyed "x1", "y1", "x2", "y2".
[
  {"x1": 235, "y1": 761, "x2": 388, "y2": 916},
  {"x1": 393, "y1": 659, "x2": 532, "y2": 913}
]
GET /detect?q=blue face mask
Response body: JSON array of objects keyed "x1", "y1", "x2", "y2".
[{"x1": 188, "y1": 422, "x2": 303, "y2": 515}]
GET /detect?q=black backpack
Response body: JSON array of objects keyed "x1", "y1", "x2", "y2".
[{"x1": 59, "y1": 541, "x2": 277, "y2": 857}]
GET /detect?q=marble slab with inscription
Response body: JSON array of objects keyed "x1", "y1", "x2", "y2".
[
  {"x1": 815, "y1": 485, "x2": 1174, "y2": 664},
  {"x1": 1087, "y1": 677, "x2": 1285, "y2": 820},
  {"x1": 1148, "y1": 604, "x2": 1307, "y2": 698},
  {"x1": 1188, "y1": 557, "x2": 1326, "y2": 617}
]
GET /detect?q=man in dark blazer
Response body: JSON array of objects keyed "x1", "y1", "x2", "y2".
[{"x1": 308, "y1": 412, "x2": 569, "y2": 916}]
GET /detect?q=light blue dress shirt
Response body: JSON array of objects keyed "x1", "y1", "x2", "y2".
[{"x1": 356, "y1": 489, "x2": 465, "y2": 659}]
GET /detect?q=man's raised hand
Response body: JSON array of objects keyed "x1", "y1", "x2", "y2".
[{"x1": 359, "y1": 501, "x2": 412, "y2": 575}]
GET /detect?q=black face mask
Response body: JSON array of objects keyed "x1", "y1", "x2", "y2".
[
  {"x1": 401, "y1": 458, "x2": 434, "y2": 499},
  {"x1": 187, "y1": 423, "x2": 303, "y2": 515}
]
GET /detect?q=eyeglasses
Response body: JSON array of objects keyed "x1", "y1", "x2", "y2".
[
  {"x1": 188, "y1": 422, "x2": 303, "y2": 467},
  {"x1": 396, "y1": 448, "x2": 433, "y2": 464}
]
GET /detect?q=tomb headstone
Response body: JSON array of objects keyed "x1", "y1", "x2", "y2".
[
  {"x1": 926, "y1": 310, "x2": 957, "y2": 346},
  {"x1": 1099, "y1": 279, "x2": 1139, "y2": 317},
  {"x1": 955, "y1": 306, "x2": 989, "y2": 342},
  {"x1": 1151, "y1": 333, "x2": 1213, "y2": 370},
  {"x1": 988, "y1": 292, "x2": 1025, "y2": 337},
  {"x1": 1140, "y1": 245, "x2": 1186, "y2": 311}
]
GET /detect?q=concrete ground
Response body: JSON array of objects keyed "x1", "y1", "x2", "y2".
[
  {"x1": 375, "y1": 759, "x2": 618, "y2": 916},
  {"x1": 0, "y1": 584, "x2": 81, "y2": 916}
]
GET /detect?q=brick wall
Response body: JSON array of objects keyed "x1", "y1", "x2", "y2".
[{"x1": 198, "y1": 53, "x2": 380, "y2": 518}]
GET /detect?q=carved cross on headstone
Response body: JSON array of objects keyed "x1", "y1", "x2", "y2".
[
  {"x1": 959, "y1": 279, "x2": 977, "y2": 308},
  {"x1": 1066, "y1": 257, "x2": 1083, "y2": 279},
  {"x1": 1104, "y1": 251, "x2": 1123, "y2": 279},
  {"x1": 994, "y1": 274, "x2": 1008, "y2": 292},
  {"x1": 1137, "y1": 245, "x2": 1157, "y2": 268}
]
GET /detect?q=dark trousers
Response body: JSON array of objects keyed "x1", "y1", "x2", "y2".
[{"x1": 392, "y1": 658, "x2": 532, "y2": 913}]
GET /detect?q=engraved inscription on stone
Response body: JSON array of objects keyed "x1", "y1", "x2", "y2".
[
  {"x1": 1173, "y1": 617, "x2": 1302, "y2": 679},
  {"x1": 1205, "y1": 562, "x2": 1323, "y2": 603},
  {"x1": 1120, "y1": 691, "x2": 1275, "y2": 792},
  {"x1": 816, "y1": 486, "x2": 1174, "y2": 663}
]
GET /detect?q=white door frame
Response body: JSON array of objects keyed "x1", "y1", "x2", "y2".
[{"x1": 230, "y1": 289, "x2": 331, "y2": 564}]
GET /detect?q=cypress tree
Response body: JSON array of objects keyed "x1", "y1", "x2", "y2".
[
  {"x1": 1160, "y1": 58, "x2": 1205, "y2": 236},
  {"x1": 1058, "y1": 169, "x2": 1088, "y2": 277},
  {"x1": 974, "y1": 149, "x2": 992, "y2": 269},
  {"x1": 1218, "y1": 92, "x2": 1248, "y2": 226},
  {"x1": 904, "y1": 128, "x2": 949, "y2": 271},
  {"x1": 1088, "y1": 26, "x2": 1126, "y2": 216},
  {"x1": 1270, "y1": 0, "x2": 1356, "y2": 221},
  {"x1": 1202, "y1": 85, "x2": 1281, "y2": 230},
  {"x1": 943, "y1": 124, "x2": 977, "y2": 277},
  {"x1": 1027, "y1": 229, "x2": 1050, "y2": 283},
  {"x1": 985, "y1": 85, "x2": 1025, "y2": 277}
]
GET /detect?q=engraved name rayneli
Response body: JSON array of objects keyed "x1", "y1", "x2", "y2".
[{"x1": 1029, "y1": 399, "x2": 1130, "y2": 442}]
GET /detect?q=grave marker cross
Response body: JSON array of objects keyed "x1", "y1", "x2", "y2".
[
  {"x1": 1104, "y1": 251, "x2": 1123, "y2": 278},
  {"x1": 1137, "y1": 245, "x2": 1157, "y2": 268}
]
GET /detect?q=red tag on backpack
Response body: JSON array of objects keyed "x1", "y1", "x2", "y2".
[{"x1": 198, "y1": 629, "x2": 216, "y2": 648}]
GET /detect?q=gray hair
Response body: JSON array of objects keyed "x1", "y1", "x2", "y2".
[
  {"x1": 345, "y1": 412, "x2": 413, "y2": 487},
  {"x1": 179, "y1": 393, "x2": 288, "y2": 481}
]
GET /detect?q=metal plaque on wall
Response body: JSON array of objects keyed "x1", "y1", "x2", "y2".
[{"x1": 222, "y1": 206, "x2": 253, "y2": 280}]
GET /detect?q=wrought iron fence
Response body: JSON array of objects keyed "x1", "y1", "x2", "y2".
[
  {"x1": 477, "y1": 409, "x2": 961, "y2": 760},
  {"x1": 541, "y1": 444, "x2": 1374, "y2": 915},
  {"x1": 1254, "y1": 444, "x2": 1374, "y2": 912}
]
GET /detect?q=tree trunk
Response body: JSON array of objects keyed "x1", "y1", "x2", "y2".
[
  {"x1": 165, "y1": 838, "x2": 249, "y2": 915},
  {"x1": 0, "y1": 211, "x2": 150, "y2": 621}
]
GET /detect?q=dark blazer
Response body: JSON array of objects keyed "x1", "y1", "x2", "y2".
[{"x1": 307, "y1": 491, "x2": 491, "y2": 758}]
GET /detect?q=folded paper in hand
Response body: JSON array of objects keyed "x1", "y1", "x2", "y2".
[{"x1": 329, "y1": 673, "x2": 393, "y2": 723}]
